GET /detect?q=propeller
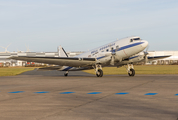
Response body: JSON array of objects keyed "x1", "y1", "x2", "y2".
[
  {"x1": 143, "y1": 45, "x2": 149, "y2": 64},
  {"x1": 110, "y1": 52, "x2": 116, "y2": 65},
  {"x1": 110, "y1": 46, "x2": 116, "y2": 65}
]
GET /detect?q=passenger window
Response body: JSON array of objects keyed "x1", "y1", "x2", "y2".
[{"x1": 106, "y1": 49, "x2": 109, "y2": 52}]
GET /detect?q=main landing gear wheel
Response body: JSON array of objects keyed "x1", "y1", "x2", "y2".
[
  {"x1": 128, "y1": 69, "x2": 135, "y2": 76},
  {"x1": 64, "y1": 71, "x2": 69, "y2": 76},
  {"x1": 96, "y1": 69, "x2": 103, "y2": 77},
  {"x1": 64, "y1": 73, "x2": 68, "y2": 76}
]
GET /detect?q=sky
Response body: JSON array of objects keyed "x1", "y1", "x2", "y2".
[{"x1": 0, "y1": 0, "x2": 178, "y2": 52}]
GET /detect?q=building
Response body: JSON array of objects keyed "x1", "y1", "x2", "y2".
[
  {"x1": 148, "y1": 51, "x2": 178, "y2": 65},
  {"x1": 0, "y1": 50, "x2": 84, "y2": 67},
  {"x1": 1, "y1": 50, "x2": 178, "y2": 67}
]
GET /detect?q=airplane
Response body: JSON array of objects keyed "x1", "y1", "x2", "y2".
[{"x1": 9, "y1": 36, "x2": 170, "y2": 77}]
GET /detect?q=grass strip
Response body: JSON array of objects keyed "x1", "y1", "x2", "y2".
[
  {"x1": 0, "y1": 65, "x2": 178, "y2": 77},
  {"x1": 0, "y1": 67, "x2": 35, "y2": 76}
]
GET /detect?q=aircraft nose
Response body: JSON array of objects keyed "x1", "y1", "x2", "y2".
[{"x1": 141, "y1": 40, "x2": 148, "y2": 49}]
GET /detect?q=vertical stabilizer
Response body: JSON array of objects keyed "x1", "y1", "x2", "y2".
[{"x1": 58, "y1": 46, "x2": 68, "y2": 57}]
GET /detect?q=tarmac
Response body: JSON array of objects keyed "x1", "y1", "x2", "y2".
[{"x1": 0, "y1": 70, "x2": 178, "y2": 120}]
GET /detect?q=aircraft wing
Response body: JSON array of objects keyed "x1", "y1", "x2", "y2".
[
  {"x1": 147, "y1": 55, "x2": 171, "y2": 61},
  {"x1": 9, "y1": 56, "x2": 96, "y2": 67}
]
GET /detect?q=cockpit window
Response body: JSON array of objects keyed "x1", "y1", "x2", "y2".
[
  {"x1": 133, "y1": 38, "x2": 140, "y2": 40},
  {"x1": 130, "y1": 38, "x2": 140, "y2": 42}
]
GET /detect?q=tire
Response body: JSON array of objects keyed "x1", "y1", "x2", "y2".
[
  {"x1": 64, "y1": 73, "x2": 68, "y2": 76},
  {"x1": 96, "y1": 69, "x2": 103, "y2": 77},
  {"x1": 128, "y1": 69, "x2": 135, "y2": 76}
]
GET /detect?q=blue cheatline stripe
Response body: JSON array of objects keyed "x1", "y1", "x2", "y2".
[
  {"x1": 129, "y1": 55, "x2": 139, "y2": 60},
  {"x1": 9, "y1": 91, "x2": 24, "y2": 93},
  {"x1": 96, "y1": 56, "x2": 105, "y2": 60},
  {"x1": 145, "y1": 93, "x2": 158, "y2": 95},
  {"x1": 118, "y1": 42, "x2": 143, "y2": 51},
  {"x1": 175, "y1": 94, "x2": 178, "y2": 96},
  {"x1": 115, "y1": 92, "x2": 129, "y2": 95},
  {"x1": 87, "y1": 92, "x2": 102, "y2": 94},
  {"x1": 96, "y1": 42, "x2": 143, "y2": 60},
  {"x1": 60, "y1": 92, "x2": 75, "y2": 94},
  {"x1": 62, "y1": 66, "x2": 73, "y2": 71},
  {"x1": 34, "y1": 91, "x2": 49, "y2": 94}
]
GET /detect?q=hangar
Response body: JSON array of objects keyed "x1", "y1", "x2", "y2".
[
  {"x1": 148, "y1": 51, "x2": 178, "y2": 65},
  {"x1": 0, "y1": 50, "x2": 84, "y2": 67}
]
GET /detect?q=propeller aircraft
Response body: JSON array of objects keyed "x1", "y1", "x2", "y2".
[{"x1": 9, "y1": 36, "x2": 170, "y2": 77}]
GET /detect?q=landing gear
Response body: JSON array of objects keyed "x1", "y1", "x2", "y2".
[
  {"x1": 64, "y1": 71, "x2": 68, "y2": 76},
  {"x1": 93, "y1": 64, "x2": 103, "y2": 77},
  {"x1": 96, "y1": 69, "x2": 103, "y2": 77},
  {"x1": 128, "y1": 68, "x2": 135, "y2": 76},
  {"x1": 125, "y1": 64, "x2": 135, "y2": 77}
]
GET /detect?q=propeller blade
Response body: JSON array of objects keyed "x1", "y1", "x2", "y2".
[
  {"x1": 144, "y1": 51, "x2": 148, "y2": 55},
  {"x1": 144, "y1": 46, "x2": 149, "y2": 64},
  {"x1": 146, "y1": 45, "x2": 149, "y2": 52},
  {"x1": 109, "y1": 45, "x2": 116, "y2": 65},
  {"x1": 110, "y1": 56, "x2": 115, "y2": 65},
  {"x1": 145, "y1": 55, "x2": 148, "y2": 63}
]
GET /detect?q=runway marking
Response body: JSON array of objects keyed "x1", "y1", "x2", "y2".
[
  {"x1": 115, "y1": 92, "x2": 129, "y2": 95},
  {"x1": 87, "y1": 92, "x2": 102, "y2": 94},
  {"x1": 60, "y1": 92, "x2": 75, "y2": 94},
  {"x1": 34, "y1": 91, "x2": 49, "y2": 94},
  {"x1": 145, "y1": 93, "x2": 158, "y2": 95},
  {"x1": 9, "y1": 91, "x2": 24, "y2": 93},
  {"x1": 4, "y1": 91, "x2": 178, "y2": 96}
]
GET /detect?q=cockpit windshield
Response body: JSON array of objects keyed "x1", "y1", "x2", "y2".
[
  {"x1": 133, "y1": 38, "x2": 140, "y2": 40},
  {"x1": 130, "y1": 37, "x2": 140, "y2": 42}
]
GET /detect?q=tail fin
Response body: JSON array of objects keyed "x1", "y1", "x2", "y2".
[{"x1": 58, "y1": 46, "x2": 68, "y2": 57}]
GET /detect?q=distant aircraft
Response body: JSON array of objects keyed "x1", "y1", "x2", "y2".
[{"x1": 9, "y1": 36, "x2": 170, "y2": 77}]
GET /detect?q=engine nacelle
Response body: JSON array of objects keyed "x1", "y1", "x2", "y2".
[{"x1": 96, "y1": 56, "x2": 111, "y2": 65}]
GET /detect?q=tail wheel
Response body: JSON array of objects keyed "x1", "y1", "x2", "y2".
[
  {"x1": 128, "y1": 69, "x2": 135, "y2": 76},
  {"x1": 96, "y1": 69, "x2": 103, "y2": 77}
]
